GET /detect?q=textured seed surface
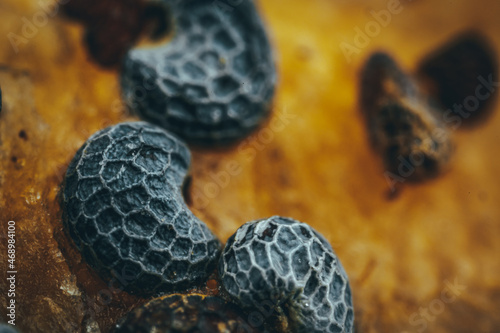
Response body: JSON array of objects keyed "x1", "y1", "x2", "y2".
[
  {"x1": 121, "y1": 0, "x2": 276, "y2": 145},
  {"x1": 113, "y1": 293, "x2": 261, "y2": 333},
  {"x1": 418, "y1": 31, "x2": 498, "y2": 127},
  {"x1": 61, "y1": 121, "x2": 221, "y2": 295},
  {"x1": 360, "y1": 52, "x2": 453, "y2": 181},
  {"x1": 219, "y1": 216, "x2": 354, "y2": 333}
]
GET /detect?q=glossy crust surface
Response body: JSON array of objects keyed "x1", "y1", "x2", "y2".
[{"x1": 113, "y1": 293, "x2": 260, "y2": 333}]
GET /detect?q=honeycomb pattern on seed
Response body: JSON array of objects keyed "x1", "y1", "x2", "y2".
[
  {"x1": 219, "y1": 216, "x2": 354, "y2": 333},
  {"x1": 61, "y1": 122, "x2": 221, "y2": 295},
  {"x1": 121, "y1": 0, "x2": 277, "y2": 144}
]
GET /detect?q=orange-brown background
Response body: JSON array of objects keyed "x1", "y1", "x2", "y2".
[{"x1": 0, "y1": 0, "x2": 499, "y2": 332}]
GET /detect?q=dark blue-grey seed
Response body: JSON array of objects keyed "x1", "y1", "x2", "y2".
[
  {"x1": 121, "y1": 0, "x2": 277, "y2": 145},
  {"x1": 61, "y1": 121, "x2": 221, "y2": 295},
  {"x1": 218, "y1": 216, "x2": 354, "y2": 333}
]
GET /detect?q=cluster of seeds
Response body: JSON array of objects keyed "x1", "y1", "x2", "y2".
[
  {"x1": 359, "y1": 31, "x2": 497, "y2": 185},
  {"x1": 60, "y1": 0, "x2": 354, "y2": 332},
  {"x1": 62, "y1": 122, "x2": 354, "y2": 332}
]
